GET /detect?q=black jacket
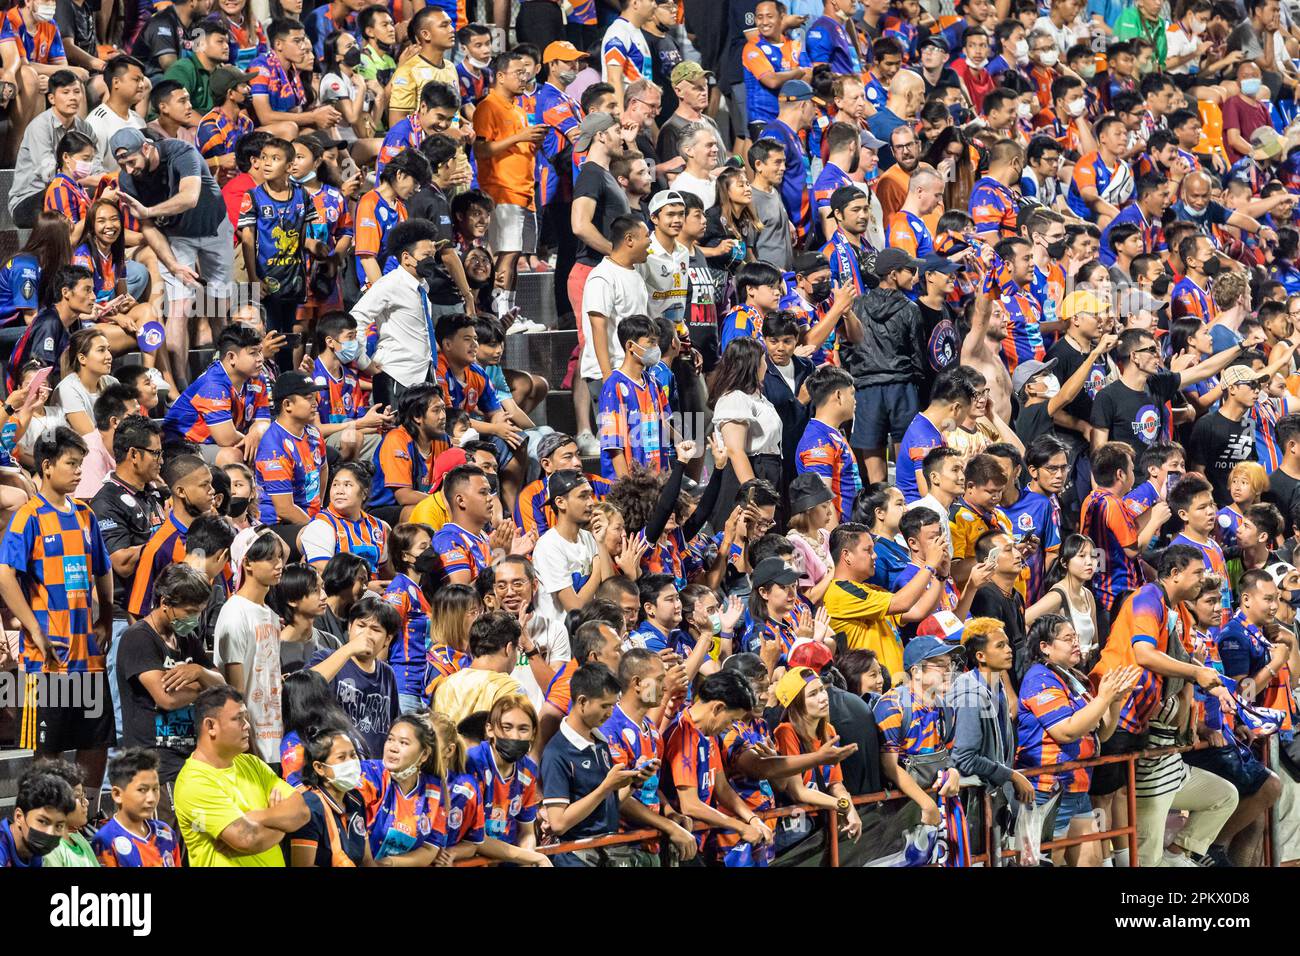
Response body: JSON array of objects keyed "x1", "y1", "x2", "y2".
[
  {"x1": 840, "y1": 287, "x2": 926, "y2": 388},
  {"x1": 763, "y1": 353, "x2": 814, "y2": 489}
]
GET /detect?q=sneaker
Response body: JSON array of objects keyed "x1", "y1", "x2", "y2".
[
  {"x1": 1161, "y1": 849, "x2": 1198, "y2": 867},
  {"x1": 146, "y1": 366, "x2": 171, "y2": 396},
  {"x1": 507, "y1": 317, "x2": 547, "y2": 334},
  {"x1": 1193, "y1": 846, "x2": 1233, "y2": 867},
  {"x1": 575, "y1": 430, "x2": 600, "y2": 457}
]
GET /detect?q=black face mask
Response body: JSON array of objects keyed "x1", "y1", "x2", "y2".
[
  {"x1": 342, "y1": 47, "x2": 362, "y2": 68},
  {"x1": 1046, "y1": 239, "x2": 1068, "y2": 259},
  {"x1": 226, "y1": 495, "x2": 251, "y2": 517},
  {"x1": 415, "y1": 255, "x2": 441, "y2": 280},
  {"x1": 495, "y1": 737, "x2": 531, "y2": 763},
  {"x1": 1202, "y1": 257, "x2": 1223, "y2": 277},
  {"x1": 809, "y1": 278, "x2": 832, "y2": 301},
  {"x1": 23, "y1": 825, "x2": 62, "y2": 858}
]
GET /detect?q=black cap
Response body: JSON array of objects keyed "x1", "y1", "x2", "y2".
[
  {"x1": 792, "y1": 250, "x2": 829, "y2": 275},
  {"x1": 919, "y1": 254, "x2": 962, "y2": 276},
  {"x1": 874, "y1": 247, "x2": 924, "y2": 278},
  {"x1": 829, "y1": 184, "x2": 867, "y2": 213},
  {"x1": 546, "y1": 468, "x2": 588, "y2": 504},
  {"x1": 921, "y1": 34, "x2": 950, "y2": 52},
  {"x1": 753, "y1": 556, "x2": 799, "y2": 589},
  {"x1": 272, "y1": 371, "x2": 319, "y2": 407},
  {"x1": 789, "y1": 472, "x2": 834, "y2": 515}
]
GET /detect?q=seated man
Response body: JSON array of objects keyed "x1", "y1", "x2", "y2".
[
  {"x1": 6, "y1": 264, "x2": 94, "y2": 392},
  {"x1": 163, "y1": 324, "x2": 270, "y2": 466},
  {"x1": 0, "y1": 3, "x2": 88, "y2": 163},
  {"x1": 247, "y1": 18, "x2": 342, "y2": 139},
  {"x1": 254, "y1": 371, "x2": 328, "y2": 537}
]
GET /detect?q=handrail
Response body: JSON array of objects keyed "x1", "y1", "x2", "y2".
[{"x1": 455, "y1": 745, "x2": 1194, "y2": 867}]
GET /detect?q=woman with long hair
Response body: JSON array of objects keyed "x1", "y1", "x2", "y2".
[
  {"x1": 211, "y1": 0, "x2": 269, "y2": 69},
  {"x1": 1164, "y1": 316, "x2": 1222, "y2": 415},
  {"x1": 319, "y1": 29, "x2": 385, "y2": 162},
  {"x1": 56, "y1": 327, "x2": 117, "y2": 437},
  {"x1": 0, "y1": 211, "x2": 73, "y2": 327},
  {"x1": 702, "y1": 166, "x2": 761, "y2": 272},
  {"x1": 384, "y1": 522, "x2": 436, "y2": 712},
  {"x1": 924, "y1": 125, "x2": 976, "y2": 216},
  {"x1": 421, "y1": 583, "x2": 482, "y2": 701},
  {"x1": 359, "y1": 713, "x2": 450, "y2": 866},
  {"x1": 708, "y1": 337, "x2": 783, "y2": 528},
  {"x1": 43, "y1": 131, "x2": 97, "y2": 246},
  {"x1": 1016, "y1": 614, "x2": 1139, "y2": 866},
  {"x1": 1026, "y1": 534, "x2": 1101, "y2": 663},
  {"x1": 289, "y1": 727, "x2": 375, "y2": 867},
  {"x1": 280, "y1": 668, "x2": 356, "y2": 786},
  {"x1": 679, "y1": 584, "x2": 743, "y2": 666}
]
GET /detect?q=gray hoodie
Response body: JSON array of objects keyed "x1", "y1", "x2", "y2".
[{"x1": 949, "y1": 668, "x2": 1016, "y2": 787}]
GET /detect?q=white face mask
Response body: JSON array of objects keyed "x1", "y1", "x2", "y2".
[
  {"x1": 1014, "y1": 39, "x2": 1029, "y2": 63},
  {"x1": 468, "y1": 56, "x2": 492, "y2": 69},
  {"x1": 329, "y1": 758, "x2": 363, "y2": 792},
  {"x1": 1190, "y1": 18, "x2": 1206, "y2": 34},
  {"x1": 33, "y1": 1, "x2": 56, "y2": 19},
  {"x1": 1038, "y1": 374, "x2": 1061, "y2": 398},
  {"x1": 1067, "y1": 96, "x2": 1087, "y2": 117},
  {"x1": 1017, "y1": 101, "x2": 1033, "y2": 119},
  {"x1": 1038, "y1": 48, "x2": 1059, "y2": 67}
]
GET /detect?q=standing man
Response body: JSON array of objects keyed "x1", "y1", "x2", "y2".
[
  {"x1": 748, "y1": 139, "x2": 794, "y2": 272},
  {"x1": 1187, "y1": 364, "x2": 1265, "y2": 506},
  {"x1": 758, "y1": 79, "x2": 816, "y2": 240},
  {"x1": 601, "y1": 0, "x2": 655, "y2": 107},
  {"x1": 884, "y1": 164, "x2": 943, "y2": 258},
  {"x1": 386, "y1": 6, "x2": 458, "y2": 127},
  {"x1": 657, "y1": 62, "x2": 724, "y2": 167},
  {"x1": 875, "y1": 123, "x2": 925, "y2": 226},
  {"x1": 598, "y1": 315, "x2": 671, "y2": 480},
  {"x1": 583, "y1": 216, "x2": 652, "y2": 405},
  {"x1": 85, "y1": 56, "x2": 148, "y2": 173}
]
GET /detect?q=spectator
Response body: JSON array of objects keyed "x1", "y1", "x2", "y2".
[
  {"x1": 0, "y1": 771, "x2": 77, "y2": 868},
  {"x1": 432, "y1": 609, "x2": 526, "y2": 725},
  {"x1": 9, "y1": 69, "x2": 101, "y2": 228},
  {"x1": 93, "y1": 749, "x2": 183, "y2": 866}
]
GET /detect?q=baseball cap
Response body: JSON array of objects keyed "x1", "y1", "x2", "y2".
[
  {"x1": 752, "y1": 556, "x2": 799, "y2": 589},
  {"x1": 542, "y1": 40, "x2": 590, "y2": 62},
  {"x1": 921, "y1": 35, "x2": 950, "y2": 53},
  {"x1": 919, "y1": 254, "x2": 962, "y2": 277},
  {"x1": 1221, "y1": 363, "x2": 1268, "y2": 388},
  {"x1": 788, "y1": 640, "x2": 834, "y2": 672},
  {"x1": 573, "y1": 111, "x2": 618, "y2": 152},
  {"x1": 546, "y1": 468, "x2": 589, "y2": 504},
  {"x1": 430, "y1": 447, "x2": 468, "y2": 491},
  {"x1": 272, "y1": 370, "x2": 319, "y2": 407},
  {"x1": 649, "y1": 190, "x2": 687, "y2": 215},
  {"x1": 230, "y1": 527, "x2": 279, "y2": 589},
  {"x1": 773, "y1": 666, "x2": 821, "y2": 707},
  {"x1": 792, "y1": 250, "x2": 828, "y2": 275},
  {"x1": 1011, "y1": 357, "x2": 1057, "y2": 394},
  {"x1": 903, "y1": 633, "x2": 962, "y2": 671},
  {"x1": 859, "y1": 128, "x2": 887, "y2": 150},
  {"x1": 210, "y1": 64, "x2": 257, "y2": 100},
  {"x1": 829, "y1": 184, "x2": 868, "y2": 213},
  {"x1": 789, "y1": 471, "x2": 834, "y2": 515},
  {"x1": 538, "y1": 431, "x2": 577, "y2": 460},
  {"x1": 779, "y1": 79, "x2": 814, "y2": 102},
  {"x1": 671, "y1": 61, "x2": 713, "y2": 85},
  {"x1": 1265, "y1": 561, "x2": 1300, "y2": 591},
  {"x1": 873, "y1": 247, "x2": 923, "y2": 278},
  {"x1": 1060, "y1": 289, "x2": 1108, "y2": 321},
  {"x1": 110, "y1": 127, "x2": 148, "y2": 161}
]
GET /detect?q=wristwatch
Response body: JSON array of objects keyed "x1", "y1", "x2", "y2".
[
  {"x1": 2, "y1": 403, "x2": 13, "y2": 416},
  {"x1": 523, "y1": 648, "x2": 538, "y2": 659},
  {"x1": 835, "y1": 797, "x2": 851, "y2": 815}
]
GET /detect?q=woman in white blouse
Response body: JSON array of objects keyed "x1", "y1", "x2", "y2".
[
  {"x1": 708, "y1": 337, "x2": 784, "y2": 529},
  {"x1": 56, "y1": 327, "x2": 119, "y2": 437}
]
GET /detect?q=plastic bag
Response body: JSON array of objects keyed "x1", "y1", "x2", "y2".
[
  {"x1": 1014, "y1": 798, "x2": 1051, "y2": 867},
  {"x1": 722, "y1": 841, "x2": 772, "y2": 867},
  {"x1": 865, "y1": 825, "x2": 948, "y2": 867}
]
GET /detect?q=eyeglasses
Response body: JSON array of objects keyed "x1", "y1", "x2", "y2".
[
  {"x1": 133, "y1": 446, "x2": 163, "y2": 458},
  {"x1": 1131, "y1": 345, "x2": 1158, "y2": 357},
  {"x1": 1038, "y1": 463, "x2": 1069, "y2": 473}
]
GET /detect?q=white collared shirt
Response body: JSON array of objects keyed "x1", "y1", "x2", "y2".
[{"x1": 351, "y1": 266, "x2": 433, "y2": 388}]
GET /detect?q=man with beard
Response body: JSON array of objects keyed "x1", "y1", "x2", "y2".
[
  {"x1": 531, "y1": 470, "x2": 617, "y2": 627},
  {"x1": 812, "y1": 122, "x2": 864, "y2": 242},
  {"x1": 126, "y1": 454, "x2": 217, "y2": 619},
  {"x1": 875, "y1": 122, "x2": 924, "y2": 225}
]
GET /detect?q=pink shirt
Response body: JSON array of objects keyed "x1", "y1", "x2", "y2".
[{"x1": 74, "y1": 430, "x2": 114, "y2": 500}]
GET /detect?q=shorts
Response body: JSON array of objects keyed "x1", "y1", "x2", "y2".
[
  {"x1": 1038, "y1": 789, "x2": 1094, "y2": 839},
  {"x1": 160, "y1": 217, "x2": 235, "y2": 305},
  {"x1": 1184, "y1": 743, "x2": 1274, "y2": 798},
  {"x1": 488, "y1": 203, "x2": 538, "y2": 255},
  {"x1": 20, "y1": 671, "x2": 116, "y2": 753},
  {"x1": 727, "y1": 82, "x2": 748, "y2": 132},
  {"x1": 1089, "y1": 728, "x2": 1143, "y2": 796},
  {"x1": 850, "y1": 381, "x2": 918, "y2": 450}
]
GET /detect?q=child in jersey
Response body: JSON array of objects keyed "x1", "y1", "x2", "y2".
[{"x1": 92, "y1": 749, "x2": 181, "y2": 867}]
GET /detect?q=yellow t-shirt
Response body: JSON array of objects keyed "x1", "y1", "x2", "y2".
[
  {"x1": 408, "y1": 490, "x2": 449, "y2": 530},
  {"x1": 174, "y1": 753, "x2": 296, "y2": 867},
  {"x1": 432, "y1": 668, "x2": 524, "y2": 727},
  {"x1": 388, "y1": 53, "x2": 458, "y2": 113},
  {"x1": 823, "y1": 578, "x2": 903, "y2": 678}
]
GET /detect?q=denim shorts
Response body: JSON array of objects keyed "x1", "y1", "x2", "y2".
[
  {"x1": 1184, "y1": 743, "x2": 1273, "y2": 797},
  {"x1": 1037, "y1": 789, "x2": 1095, "y2": 839},
  {"x1": 851, "y1": 381, "x2": 919, "y2": 450}
]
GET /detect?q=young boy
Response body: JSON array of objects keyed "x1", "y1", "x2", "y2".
[
  {"x1": 92, "y1": 749, "x2": 182, "y2": 867},
  {"x1": 314, "y1": 312, "x2": 390, "y2": 461},
  {"x1": 452, "y1": 188, "x2": 494, "y2": 253},
  {"x1": 0, "y1": 770, "x2": 76, "y2": 867},
  {"x1": 797, "y1": 364, "x2": 861, "y2": 521},
  {"x1": 1103, "y1": 41, "x2": 1137, "y2": 108},
  {"x1": 679, "y1": 192, "x2": 720, "y2": 370},
  {"x1": 475, "y1": 315, "x2": 547, "y2": 415},
  {"x1": 455, "y1": 23, "x2": 495, "y2": 118},
  {"x1": 238, "y1": 137, "x2": 326, "y2": 334},
  {"x1": 1170, "y1": 472, "x2": 1232, "y2": 611},
  {"x1": 720, "y1": 262, "x2": 784, "y2": 349},
  {"x1": 1124, "y1": 440, "x2": 1185, "y2": 536},
  {"x1": 310, "y1": 594, "x2": 401, "y2": 759},
  {"x1": 598, "y1": 314, "x2": 671, "y2": 480}
]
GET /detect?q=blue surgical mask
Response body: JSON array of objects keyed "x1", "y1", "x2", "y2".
[
  {"x1": 337, "y1": 338, "x2": 361, "y2": 363},
  {"x1": 1242, "y1": 77, "x2": 1263, "y2": 97},
  {"x1": 289, "y1": 171, "x2": 316, "y2": 184}
]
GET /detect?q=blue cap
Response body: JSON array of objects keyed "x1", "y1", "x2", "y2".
[
  {"x1": 903, "y1": 635, "x2": 960, "y2": 671},
  {"x1": 109, "y1": 126, "x2": 148, "y2": 161},
  {"x1": 779, "y1": 79, "x2": 814, "y2": 102}
]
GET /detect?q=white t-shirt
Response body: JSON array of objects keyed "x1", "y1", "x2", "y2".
[
  {"x1": 580, "y1": 258, "x2": 650, "y2": 380},
  {"x1": 670, "y1": 170, "x2": 716, "y2": 210},
  {"x1": 771, "y1": 360, "x2": 797, "y2": 397},
  {"x1": 319, "y1": 71, "x2": 360, "y2": 142},
  {"x1": 510, "y1": 614, "x2": 573, "y2": 710},
  {"x1": 213, "y1": 594, "x2": 285, "y2": 763},
  {"x1": 910, "y1": 495, "x2": 953, "y2": 551},
  {"x1": 86, "y1": 104, "x2": 146, "y2": 172},
  {"x1": 639, "y1": 236, "x2": 690, "y2": 326},
  {"x1": 712, "y1": 389, "x2": 783, "y2": 456},
  {"x1": 55, "y1": 373, "x2": 119, "y2": 435},
  {"x1": 1164, "y1": 22, "x2": 1201, "y2": 74},
  {"x1": 532, "y1": 527, "x2": 600, "y2": 626}
]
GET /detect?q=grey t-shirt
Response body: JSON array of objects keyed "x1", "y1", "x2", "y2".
[
  {"x1": 750, "y1": 184, "x2": 793, "y2": 271},
  {"x1": 1227, "y1": 21, "x2": 1264, "y2": 61},
  {"x1": 119, "y1": 138, "x2": 226, "y2": 239},
  {"x1": 573, "y1": 162, "x2": 630, "y2": 267}
]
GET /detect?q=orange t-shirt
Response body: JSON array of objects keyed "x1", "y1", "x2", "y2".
[{"x1": 472, "y1": 88, "x2": 536, "y2": 210}]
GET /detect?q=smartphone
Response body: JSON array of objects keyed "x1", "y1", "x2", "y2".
[
  {"x1": 986, "y1": 545, "x2": 1003, "y2": 565},
  {"x1": 282, "y1": 332, "x2": 302, "y2": 350}
]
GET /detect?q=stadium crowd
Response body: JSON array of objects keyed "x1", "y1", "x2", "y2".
[{"x1": 5, "y1": 0, "x2": 1300, "y2": 870}]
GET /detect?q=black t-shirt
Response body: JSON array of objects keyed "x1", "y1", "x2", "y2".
[
  {"x1": 116, "y1": 619, "x2": 215, "y2": 779},
  {"x1": 826, "y1": 685, "x2": 881, "y2": 796},
  {"x1": 574, "y1": 163, "x2": 630, "y2": 266},
  {"x1": 130, "y1": 5, "x2": 186, "y2": 76},
  {"x1": 90, "y1": 475, "x2": 167, "y2": 616},
  {"x1": 684, "y1": 246, "x2": 720, "y2": 369},
  {"x1": 1266, "y1": 466, "x2": 1300, "y2": 536},
  {"x1": 1014, "y1": 399, "x2": 1055, "y2": 452},
  {"x1": 1047, "y1": 335, "x2": 1108, "y2": 427},
  {"x1": 970, "y1": 583, "x2": 1028, "y2": 682},
  {"x1": 1187, "y1": 409, "x2": 1255, "y2": 506},
  {"x1": 917, "y1": 298, "x2": 960, "y2": 382},
  {"x1": 55, "y1": 0, "x2": 97, "y2": 55},
  {"x1": 644, "y1": 30, "x2": 683, "y2": 122},
  {"x1": 1089, "y1": 369, "x2": 1182, "y2": 455},
  {"x1": 120, "y1": 138, "x2": 226, "y2": 239}
]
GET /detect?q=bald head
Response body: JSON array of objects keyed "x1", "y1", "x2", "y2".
[
  {"x1": 886, "y1": 70, "x2": 924, "y2": 117},
  {"x1": 908, "y1": 164, "x2": 942, "y2": 194}
]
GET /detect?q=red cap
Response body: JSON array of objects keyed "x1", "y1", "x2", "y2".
[
  {"x1": 788, "y1": 640, "x2": 833, "y2": 671},
  {"x1": 431, "y1": 447, "x2": 468, "y2": 491}
]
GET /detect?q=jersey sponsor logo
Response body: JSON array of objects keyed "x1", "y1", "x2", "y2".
[
  {"x1": 1132, "y1": 405, "x2": 1162, "y2": 445},
  {"x1": 1017, "y1": 512, "x2": 1035, "y2": 532}
]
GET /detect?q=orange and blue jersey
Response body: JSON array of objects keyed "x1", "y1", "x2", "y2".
[
  {"x1": 641, "y1": 528, "x2": 705, "y2": 590},
  {"x1": 1005, "y1": 490, "x2": 1062, "y2": 603},
  {"x1": 1100, "y1": 202, "x2": 1164, "y2": 266},
  {"x1": 219, "y1": 15, "x2": 269, "y2": 70},
  {"x1": 773, "y1": 721, "x2": 843, "y2": 792},
  {"x1": 601, "y1": 17, "x2": 651, "y2": 85},
  {"x1": 514, "y1": 472, "x2": 611, "y2": 537},
  {"x1": 885, "y1": 209, "x2": 934, "y2": 258},
  {"x1": 1094, "y1": 584, "x2": 1193, "y2": 734},
  {"x1": 465, "y1": 740, "x2": 541, "y2": 844},
  {"x1": 308, "y1": 507, "x2": 386, "y2": 574},
  {"x1": 797, "y1": 417, "x2": 860, "y2": 519},
  {"x1": 874, "y1": 685, "x2": 951, "y2": 761},
  {"x1": 422, "y1": 642, "x2": 471, "y2": 701},
  {"x1": 43, "y1": 173, "x2": 89, "y2": 223},
  {"x1": 0, "y1": 7, "x2": 65, "y2": 62},
  {"x1": 882, "y1": 15, "x2": 918, "y2": 59},
  {"x1": 376, "y1": 116, "x2": 424, "y2": 184},
  {"x1": 445, "y1": 771, "x2": 485, "y2": 847},
  {"x1": 0, "y1": 494, "x2": 110, "y2": 674},
  {"x1": 1032, "y1": 111, "x2": 1083, "y2": 154},
  {"x1": 968, "y1": 175, "x2": 1019, "y2": 239},
  {"x1": 238, "y1": 183, "x2": 316, "y2": 297},
  {"x1": 597, "y1": 368, "x2": 670, "y2": 480},
  {"x1": 720, "y1": 304, "x2": 765, "y2": 348},
  {"x1": 720, "y1": 716, "x2": 776, "y2": 818},
  {"x1": 254, "y1": 419, "x2": 326, "y2": 524},
  {"x1": 742, "y1": 35, "x2": 800, "y2": 128},
  {"x1": 435, "y1": 354, "x2": 502, "y2": 419},
  {"x1": 1219, "y1": 610, "x2": 1298, "y2": 737},
  {"x1": 1250, "y1": 395, "x2": 1296, "y2": 473},
  {"x1": 305, "y1": 181, "x2": 353, "y2": 254},
  {"x1": 779, "y1": 283, "x2": 835, "y2": 366},
  {"x1": 601, "y1": 703, "x2": 664, "y2": 814},
  {"x1": 126, "y1": 510, "x2": 188, "y2": 618},
  {"x1": 358, "y1": 759, "x2": 448, "y2": 859},
  {"x1": 823, "y1": 228, "x2": 867, "y2": 294},
  {"x1": 72, "y1": 242, "x2": 121, "y2": 303},
  {"x1": 804, "y1": 14, "x2": 861, "y2": 74},
  {"x1": 1000, "y1": 285, "x2": 1046, "y2": 372},
  {"x1": 567, "y1": 0, "x2": 596, "y2": 26},
  {"x1": 1081, "y1": 487, "x2": 1139, "y2": 613},
  {"x1": 368, "y1": 425, "x2": 436, "y2": 509},
  {"x1": 1171, "y1": 275, "x2": 1213, "y2": 324},
  {"x1": 894, "y1": 562, "x2": 959, "y2": 614},
  {"x1": 429, "y1": 521, "x2": 491, "y2": 583},
  {"x1": 92, "y1": 817, "x2": 181, "y2": 867},
  {"x1": 543, "y1": 659, "x2": 578, "y2": 715},
  {"x1": 739, "y1": 612, "x2": 796, "y2": 658},
  {"x1": 1216, "y1": 505, "x2": 1244, "y2": 550},
  {"x1": 313, "y1": 357, "x2": 362, "y2": 424},
  {"x1": 248, "y1": 50, "x2": 304, "y2": 112},
  {"x1": 307, "y1": 4, "x2": 359, "y2": 59},
  {"x1": 1067, "y1": 151, "x2": 1124, "y2": 222},
  {"x1": 1123, "y1": 479, "x2": 1162, "y2": 520},
  {"x1": 0, "y1": 252, "x2": 39, "y2": 324},
  {"x1": 1028, "y1": 261, "x2": 1066, "y2": 330},
  {"x1": 163, "y1": 360, "x2": 271, "y2": 445},
  {"x1": 812, "y1": 161, "x2": 853, "y2": 221},
  {"x1": 197, "y1": 106, "x2": 254, "y2": 161},
  {"x1": 384, "y1": 572, "x2": 432, "y2": 697},
  {"x1": 662, "y1": 708, "x2": 723, "y2": 844},
  {"x1": 863, "y1": 70, "x2": 887, "y2": 111},
  {"x1": 281, "y1": 730, "x2": 306, "y2": 786},
  {"x1": 93, "y1": 171, "x2": 140, "y2": 234},
  {"x1": 1016, "y1": 662, "x2": 1099, "y2": 793},
  {"x1": 353, "y1": 190, "x2": 406, "y2": 285},
  {"x1": 535, "y1": 81, "x2": 583, "y2": 206},
  {"x1": 456, "y1": 61, "x2": 492, "y2": 107},
  {"x1": 896, "y1": 412, "x2": 945, "y2": 503},
  {"x1": 759, "y1": 117, "x2": 812, "y2": 237}
]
